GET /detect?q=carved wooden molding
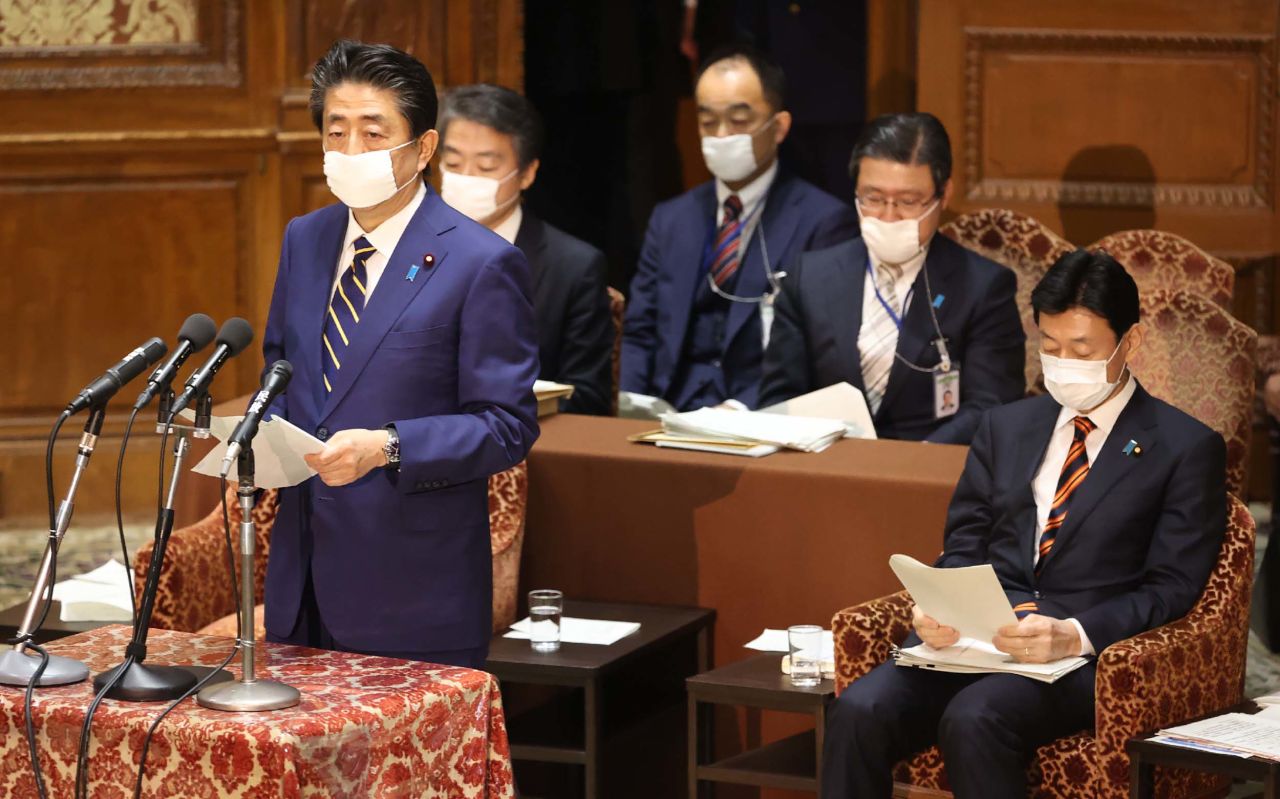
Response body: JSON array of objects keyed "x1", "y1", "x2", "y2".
[
  {"x1": 963, "y1": 27, "x2": 1275, "y2": 209},
  {"x1": 0, "y1": 0, "x2": 241, "y2": 90}
]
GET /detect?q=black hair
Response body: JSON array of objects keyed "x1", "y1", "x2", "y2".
[
  {"x1": 1031, "y1": 249, "x2": 1141, "y2": 338},
  {"x1": 848, "y1": 112, "x2": 952, "y2": 195},
  {"x1": 439, "y1": 83, "x2": 545, "y2": 169},
  {"x1": 310, "y1": 39, "x2": 438, "y2": 139},
  {"x1": 696, "y1": 43, "x2": 786, "y2": 112}
]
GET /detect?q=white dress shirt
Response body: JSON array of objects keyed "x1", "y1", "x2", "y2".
[
  {"x1": 714, "y1": 158, "x2": 777, "y2": 251},
  {"x1": 332, "y1": 181, "x2": 427, "y2": 301},
  {"x1": 491, "y1": 203, "x2": 523, "y2": 245},
  {"x1": 1030, "y1": 371, "x2": 1138, "y2": 655}
]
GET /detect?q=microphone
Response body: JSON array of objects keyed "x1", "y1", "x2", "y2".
[
  {"x1": 67, "y1": 338, "x2": 168, "y2": 414},
  {"x1": 133, "y1": 314, "x2": 218, "y2": 411},
  {"x1": 167, "y1": 318, "x2": 254, "y2": 419},
  {"x1": 220, "y1": 360, "x2": 292, "y2": 476}
]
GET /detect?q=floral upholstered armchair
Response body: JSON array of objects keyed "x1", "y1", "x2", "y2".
[
  {"x1": 133, "y1": 462, "x2": 530, "y2": 639},
  {"x1": 830, "y1": 495, "x2": 1254, "y2": 799}
]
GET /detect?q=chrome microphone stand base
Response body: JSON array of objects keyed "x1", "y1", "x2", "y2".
[
  {"x1": 197, "y1": 677, "x2": 299, "y2": 712},
  {"x1": 0, "y1": 648, "x2": 89, "y2": 687}
]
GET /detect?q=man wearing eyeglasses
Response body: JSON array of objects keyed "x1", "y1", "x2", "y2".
[
  {"x1": 621, "y1": 44, "x2": 858, "y2": 412},
  {"x1": 759, "y1": 112, "x2": 1024, "y2": 443}
]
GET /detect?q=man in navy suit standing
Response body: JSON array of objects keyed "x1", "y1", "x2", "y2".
[
  {"x1": 621, "y1": 45, "x2": 858, "y2": 412},
  {"x1": 760, "y1": 113, "x2": 1024, "y2": 443},
  {"x1": 259, "y1": 40, "x2": 539, "y2": 669},
  {"x1": 821, "y1": 250, "x2": 1228, "y2": 798}
]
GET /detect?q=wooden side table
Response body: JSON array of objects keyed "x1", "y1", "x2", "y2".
[
  {"x1": 686, "y1": 653, "x2": 835, "y2": 797},
  {"x1": 0, "y1": 600, "x2": 108, "y2": 644},
  {"x1": 486, "y1": 600, "x2": 714, "y2": 799},
  {"x1": 1127, "y1": 702, "x2": 1280, "y2": 798}
]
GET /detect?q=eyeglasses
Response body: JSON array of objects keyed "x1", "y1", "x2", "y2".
[{"x1": 855, "y1": 194, "x2": 939, "y2": 218}]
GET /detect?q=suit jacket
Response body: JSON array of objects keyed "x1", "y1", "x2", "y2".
[
  {"x1": 939, "y1": 385, "x2": 1227, "y2": 653},
  {"x1": 260, "y1": 187, "x2": 540, "y2": 653},
  {"x1": 759, "y1": 235, "x2": 1025, "y2": 443},
  {"x1": 516, "y1": 211, "x2": 613, "y2": 415},
  {"x1": 621, "y1": 168, "x2": 858, "y2": 410}
]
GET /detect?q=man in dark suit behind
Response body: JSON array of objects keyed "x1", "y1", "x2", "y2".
[
  {"x1": 621, "y1": 44, "x2": 858, "y2": 412},
  {"x1": 439, "y1": 84, "x2": 614, "y2": 415},
  {"x1": 760, "y1": 113, "x2": 1025, "y2": 443},
  {"x1": 821, "y1": 250, "x2": 1228, "y2": 798}
]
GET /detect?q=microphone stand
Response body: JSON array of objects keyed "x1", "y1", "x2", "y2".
[
  {"x1": 94, "y1": 396, "x2": 228, "y2": 700},
  {"x1": 0, "y1": 409, "x2": 106, "y2": 686},
  {"x1": 198, "y1": 447, "x2": 300, "y2": 711}
]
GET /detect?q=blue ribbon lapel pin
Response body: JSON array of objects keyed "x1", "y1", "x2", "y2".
[{"x1": 1122, "y1": 439, "x2": 1143, "y2": 457}]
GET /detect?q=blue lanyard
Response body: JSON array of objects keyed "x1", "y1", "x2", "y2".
[{"x1": 866, "y1": 258, "x2": 913, "y2": 330}]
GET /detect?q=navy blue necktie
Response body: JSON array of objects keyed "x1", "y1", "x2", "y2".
[{"x1": 322, "y1": 236, "x2": 373, "y2": 393}]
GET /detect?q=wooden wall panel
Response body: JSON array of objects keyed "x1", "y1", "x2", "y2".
[{"x1": 0, "y1": 0, "x2": 523, "y2": 528}]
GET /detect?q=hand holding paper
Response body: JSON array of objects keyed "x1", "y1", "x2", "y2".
[{"x1": 191, "y1": 413, "x2": 325, "y2": 488}]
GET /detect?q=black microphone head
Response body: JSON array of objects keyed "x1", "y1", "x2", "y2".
[
  {"x1": 269, "y1": 360, "x2": 293, "y2": 380},
  {"x1": 215, "y1": 317, "x2": 255, "y2": 356},
  {"x1": 140, "y1": 337, "x2": 168, "y2": 365},
  {"x1": 180, "y1": 313, "x2": 217, "y2": 351}
]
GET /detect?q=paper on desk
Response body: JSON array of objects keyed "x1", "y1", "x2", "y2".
[
  {"x1": 760, "y1": 382, "x2": 877, "y2": 440},
  {"x1": 51, "y1": 559, "x2": 133, "y2": 621},
  {"x1": 1159, "y1": 713, "x2": 1280, "y2": 760},
  {"x1": 191, "y1": 414, "x2": 325, "y2": 488},
  {"x1": 504, "y1": 616, "x2": 641, "y2": 646},
  {"x1": 744, "y1": 629, "x2": 835, "y2": 661},
  {"x1": 889, "y1": 554, "x2": 1019, "y2": 643}
]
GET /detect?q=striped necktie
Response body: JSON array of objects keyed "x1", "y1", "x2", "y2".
[
  {"x1": 710, "y1": 194, "x2": 744, "y2": 287},
  {"x1": 859, "y1": 262, "x2": 904, "y2": 414},
  {"x1": 321, "y1": 235, "x2": 373, "y2": 394},
  {"x1": 1035, "y1": 415, "x2": 1097, "y2": 575}
]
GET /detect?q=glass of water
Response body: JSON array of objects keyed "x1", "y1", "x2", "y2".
[
  {"x1": 528, "y1": 589, "x2": 564, "y2": 653},
  {"x1": 788, "y1": 625, "x2": 823, "y2": 687}
]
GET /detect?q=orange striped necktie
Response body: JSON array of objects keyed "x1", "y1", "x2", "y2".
[
  {"x1": 1035, "y1": 415, "x2": 1097, "y2": 576},
  {"x1": 321, "y1": 235, "x2": 373, "y2": 394}
]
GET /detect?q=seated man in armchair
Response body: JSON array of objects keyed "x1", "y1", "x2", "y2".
[{"x1": 822, "y1": 249, "x2": 1227, "y2": 799}]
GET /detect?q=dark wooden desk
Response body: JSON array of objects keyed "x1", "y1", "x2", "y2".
[
  {"x1": 1127, "y1": 702, "x2": 1279, "y2": 798},
  {"x1": 687, "y1": 654, "x2": 835, "y2": 797},
  {"x1": 486, "y1": 599, "x2": 714, "y2": 799},
  {"x1": 0, "y1": 600, "x2": 110, "y2": 644}
]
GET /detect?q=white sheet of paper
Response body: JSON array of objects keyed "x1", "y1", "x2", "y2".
[
  {"x1": 503, "y1": 616, "x2": 641, "y2": 646},
  {"x1": 618, "y1": 391, "x2": 678, "y2": 420},
  {"x1": 51, "y1": 559, "x2": 133, "y2": 621},
  {"x1": 1159, "y1": 713, "x2": 1280, "y2": 759},
  {"x1": 744, "y1": 628, "x2": 835, "y2": 661},
  {"x1": 760, "y1": 382, "x2": 878, "y2": 440},
  {"x1": 889, "y1": 554, "x2": 1019, "y2": 643},
  {"x1": 895, "y1": 639, "x2": 1088, "y2": 683},
  {"x1": 191, "y1": 414, "x2": 325, "y2": 489}
]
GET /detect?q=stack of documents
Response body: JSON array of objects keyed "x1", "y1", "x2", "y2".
[
  {"x1": 760, "y1": 382, "x2": 877, "y2": 440},
  {"x1": 504, "y1": 616, "x2": 640, "y2": 646},
  {"x1": 661, "y1": 408, "x2": 847, "y2": 453},
  {"x1": 1153, "y1": 710, "x2": 1280, "y2": 759},
  {"x1": 887, "y1": 554, "x2": 1088, "y2": 684},
  {"x1": 534, "y1": 380, "x2": 575, "y2": 417},
  {"x1": 50, "y1": 559, "x2": 134, "y2": 622}
]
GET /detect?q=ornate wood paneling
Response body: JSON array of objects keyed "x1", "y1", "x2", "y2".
[{"x1": 0, "y1": 0, "x2": 522, "y2": 527}]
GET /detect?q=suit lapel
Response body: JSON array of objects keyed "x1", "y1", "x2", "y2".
[
  {"x1": 319, "y1": 192, "x2": 453, "y2": 421},
  {"x1": 1014, "y1": 397, "x2": 1063, "y2": 586},
  {"x1": 302, "y1": 206, "x2": 349, "y2": 412},
  {"x1": 723, "y1": 174, "x2": 801, "y2": 352},
  {"x1": 1037, "y1": 382, "x2": 1160, "y2": 575},
  {"x1": 663, "y1": 183, "x2": 717, "y2": 369},
  {"x1": 515, "y1": 210, "x2": 547, "y2": 294},
  {"x1": 828, "y1": 240, "x2": 868, "y2": 390},
  {"x1": 878, "y1": 240, "x2": 957, "y2": 416}
]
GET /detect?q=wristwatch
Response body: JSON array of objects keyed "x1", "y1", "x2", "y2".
[{"x1": 382, "y1": 425, "x2": 401, "y2": 470}]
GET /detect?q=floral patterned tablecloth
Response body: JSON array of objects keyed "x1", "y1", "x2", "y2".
[{"x1": 0, "y1": 625, "x2": 514, "y2": 798}]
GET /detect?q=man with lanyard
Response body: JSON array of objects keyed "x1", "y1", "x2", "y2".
[
  {"x1": 621, "y1": 44, "x2": 857, "y2": 412},
  {"x1": 760, "y1": 112, "x2": 1024, "y2": 443}
]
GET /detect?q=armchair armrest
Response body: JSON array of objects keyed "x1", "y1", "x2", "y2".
[
  {"x1": 831, "y1": 590, "x2": 915, "y2": 693},
  {"x1": 133, "y1": 487, "x2": 278, "y2": 633}
]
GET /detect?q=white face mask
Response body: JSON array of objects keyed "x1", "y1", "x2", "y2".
[
  {"x1": 440, "y1": 168, "x2": 519, "y2": 225},
  {"x1": 1040, "y1": 336, "x2": 1127, "y2": 411},
  {"x1": 323, "y1": 139, "x2": 418, "y2": 209},
  {"x1": 858, "y1": 198, "x2": 938, "y2": 266},
  {"x1": 701, "y1": 117, "x2": 775, "y2": 183}
]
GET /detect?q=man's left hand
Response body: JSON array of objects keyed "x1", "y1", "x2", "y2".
[
  {"x1": 992, "y1": 614, "x2": 1081, "y2": 663},
  {"x1": 304, "y1": 429, "x2": 389, "y2": 486}
]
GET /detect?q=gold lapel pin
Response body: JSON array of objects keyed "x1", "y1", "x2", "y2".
[{"x1": 423, "y1": 253, "x2": 435, "y2": 268}]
